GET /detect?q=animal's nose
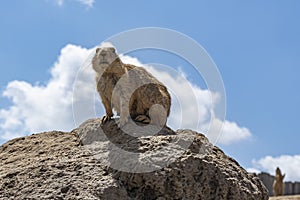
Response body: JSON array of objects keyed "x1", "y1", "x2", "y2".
[{"x1": 100, "y1": 52, "x2": 106, "y2": 58}]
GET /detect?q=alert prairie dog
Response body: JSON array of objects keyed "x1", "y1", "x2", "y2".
[
  {"x1": 92, "y1": 47, "x2": 171, "y2": 127},
  {"x1": 273, "y1": 167, "x2": 285, "y2": 196}
]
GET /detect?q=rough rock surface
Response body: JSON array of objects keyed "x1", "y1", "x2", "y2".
[{"x1": 0, "y1": 118, "x2": 268, "y2": 199}]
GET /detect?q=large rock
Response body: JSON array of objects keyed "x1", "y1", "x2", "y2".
[{"x1": 0, "y1": 118, "x2": 268, "y2": 199}]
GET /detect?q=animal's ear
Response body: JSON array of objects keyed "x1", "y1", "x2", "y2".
[
  {"x1": 109, "y1": 47, "x2": 116, "y2": 53},
  {"x1": 96, "y1": 48, "x2": 100, "y2": 53}
]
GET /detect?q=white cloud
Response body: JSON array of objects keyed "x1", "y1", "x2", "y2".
[
  {"x1": 55, "y1": 0, "x2": 95, "y2": 8},
  {"x1": 0, "y1": 44, "x2": 92, "y2": 140},
  {"x1": 217, "y1": 120, "x2": 251, "y2": 145},
  {"x1": 77, "y1": 0, "x2": 94, "y2": 7},
  {"x1": 246, "y1": 168, "x2": 261, "y2": 174},
  {"x1": 56, "y1": 0, "x2": 63, "y2": 6},
  {"x1": 0, "y1": 44, "x2": 251, "y2": 146},
  {"x1": 252, "y1": 154, "x2": 300, "y2": 182}
]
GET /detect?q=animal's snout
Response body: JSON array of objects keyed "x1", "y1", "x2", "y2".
[{"x1": 100, "y1": 51, "x2": 107, "y2": 59}]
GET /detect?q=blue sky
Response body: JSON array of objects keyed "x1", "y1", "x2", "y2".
[{"x1": 1, "y1": 1, "x2": 300, "y2": 180}]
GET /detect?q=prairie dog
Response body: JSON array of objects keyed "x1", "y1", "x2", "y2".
[
  {"x1": 273, "y1": 167, "x2": 285, "y2": 196},
  {"x1": 92, "y1": 47, "x2": 171, "y2": 127}
]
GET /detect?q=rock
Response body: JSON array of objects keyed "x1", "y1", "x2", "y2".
[
  {"x1": 0, "y1": 118, "x2": 268, "y2": 199},
  {"x1": 269, "y1": 195, "x2": 300, "y2": 200}
]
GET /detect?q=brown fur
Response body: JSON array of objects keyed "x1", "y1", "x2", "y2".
[
  {"x1": 92, "y1": 47, "x2": 171, "y2": 126},
  {"x1": 273, "y1": 167, "x2": 285, "y2": 196}
]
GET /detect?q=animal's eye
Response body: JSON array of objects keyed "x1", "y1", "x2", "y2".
[{"x1": 109, "y1": 47, "x2": 116, "y2": 53}]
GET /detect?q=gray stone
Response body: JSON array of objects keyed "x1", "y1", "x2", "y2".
[{"x1": 0, "y1": 118, "x2": 268, "y2": 199}]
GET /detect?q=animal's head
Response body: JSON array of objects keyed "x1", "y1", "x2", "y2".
[
  {"x1": 92, "y1": 47, "x2": 119, "y2": 73},
  {"x1": 275, "y1": 167, "x2": 282, "y2": 175},
  {"x1": 275, "y1": 167, "x2": 285, "y2": 181}
]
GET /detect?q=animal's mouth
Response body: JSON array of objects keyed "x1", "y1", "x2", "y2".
[{"x1": 99, "y1": 61, "x2": 109, "y2": 64}]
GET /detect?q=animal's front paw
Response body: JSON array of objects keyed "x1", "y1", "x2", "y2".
[{"x1": 101, "y1": 115, "x2": 112, "y2": 124}]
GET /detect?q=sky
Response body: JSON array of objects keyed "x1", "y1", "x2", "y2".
[{"x1": 0, "y1": 1, "x2": 300, "y2": 181}]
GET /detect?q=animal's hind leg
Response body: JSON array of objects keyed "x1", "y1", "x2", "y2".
[
  {"x1": 135, "y1": 115, "x2": 151, "y2": 124},
  {"x1": 149, "y1": 104, "x2": 167, "y2": 127}
]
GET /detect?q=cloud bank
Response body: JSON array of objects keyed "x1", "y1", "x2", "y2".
[
  {"x1": 0, "y1": 45, "x2": 92, "y2": 140},
  {"x1": 251, "y1": 154, "x2": 300, "y2": 182},
  {"x1": 0, "y1": 44, "x2": 251, "y2": 145}
]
